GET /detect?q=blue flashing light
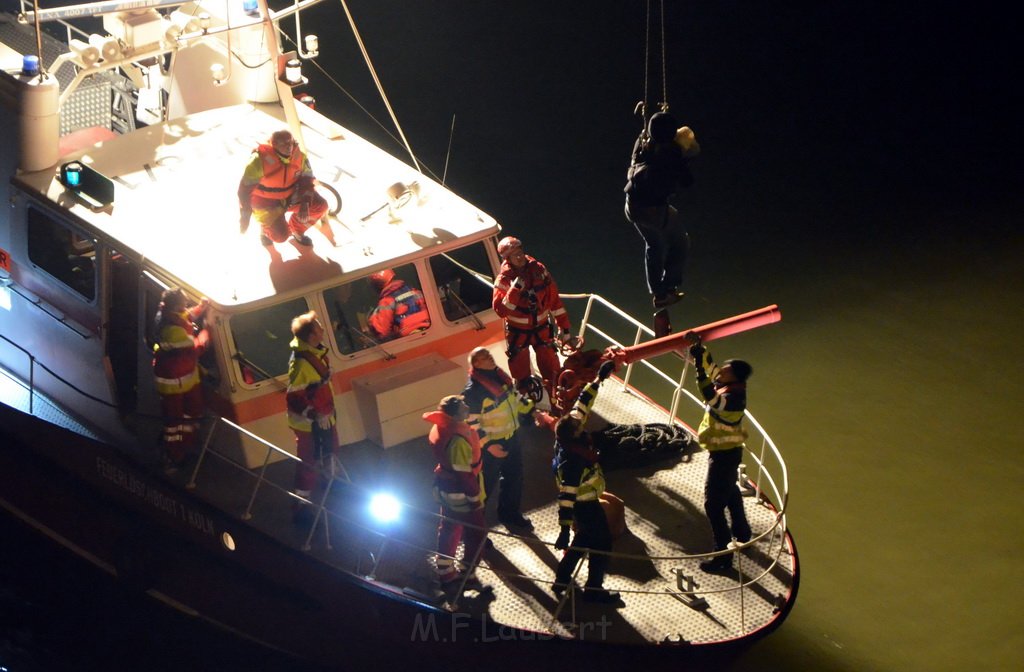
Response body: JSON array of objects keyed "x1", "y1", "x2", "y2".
[
  {"x1": 242, "y1": 0, "x2": 259, "y2": 16},
  {"x1": 22, "y1": 54, "x2": 39, "y2": 76},
  {"x1": 368, "y1": 492, "x2": 401, "y2": 524}
]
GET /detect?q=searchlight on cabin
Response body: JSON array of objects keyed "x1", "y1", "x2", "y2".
[
  {"x1": 368, "y1": 492, "x2": 401, "y2": 524},
  {"x1": 210, "y1": 63, "x2": 227, "y2": 86}
]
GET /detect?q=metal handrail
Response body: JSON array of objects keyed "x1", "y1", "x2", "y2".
[
  {"x1": 0, "y1": 332, "x2": 37, "y2": 414},
  {"x1": 562, "y1": 292, "x2": 790, "y2": 519},
  {"x1": 3, "y1": 291, "x2": 792, "y2": 642},
  {"x1": 184, "y1": 400, "x2": 791, "y2": 640}
]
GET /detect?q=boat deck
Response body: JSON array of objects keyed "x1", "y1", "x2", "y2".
[
  {"x1": 1, "y1": 359, "x2": 795, "y2": 646},
  {"x1": 183, "y1": 379, "x2": 795, "y2": 647}
]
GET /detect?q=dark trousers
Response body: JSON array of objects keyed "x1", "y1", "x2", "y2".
[
  {"x1": 704, "y1": 446, "x2": 752, "y2": 551},
  {"x1": 482, "y1": 436, "x2": 524, "y2": 521},
  {"x1": 555, "y1": 500, "x2": 612, "y2": 589},
  {"x1": 625, "y1": 197, "x2": 689, "y2": 297}
]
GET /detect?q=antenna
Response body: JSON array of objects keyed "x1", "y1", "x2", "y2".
[{"x1": 441, "y1": 114, "x2": 455, "y2": 186}]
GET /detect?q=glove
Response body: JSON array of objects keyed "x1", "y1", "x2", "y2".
[
  {"x1": 315, "y1": 414, "x2": 332, "y2": 430},
  {"x1": 511, "y1": 276, "x2": 525, "y2": 291},
  {"x1": 554, "y1": 527, "x2": 571, "y2": 550},
  {"x1": 685, "y1": 331, "x2": 703, "y2": 360},
  {"x1": 598, "y1": 360, "x2": 615, "y2": 382}
]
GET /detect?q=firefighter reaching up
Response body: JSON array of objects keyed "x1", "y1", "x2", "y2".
[
  {"x1": 238, "y1": 129, "x2": 329, "y2": 248},
  {"x1": 686, "y1": 333, "x2": 753, "y2": 573},
  {"x1": 550, "y1": 359, "x2": 622, "y2": 605},
  {"x1": 492, "y1": 236, "x2": 577, "y2": 397},
  {"x1": 152, "y1": 288, "x2": 210, "y2": 473}
]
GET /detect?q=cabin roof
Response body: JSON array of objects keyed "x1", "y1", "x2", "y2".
[{"x1": 17, "y1": 102, "x2": 499, "y2": 309}]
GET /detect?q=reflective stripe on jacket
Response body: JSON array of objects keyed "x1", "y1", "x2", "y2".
[
  {"x1": 492, "y1": 256, "x2": 570, "y2": 331},
  {"x1": 367, "y1": 279, "x2": 430, "y2": 339},
  {"x1": 695, "y1": 373, "x2": 748, "y2": 452},
  {"x1": 286, "y1": 338, "x2": 335, "y2": 432},
  {"x1": 424, "y1": 410, "x2": 484, "y2": 506},
  {"x1": 463, "y1": 368, "x2": 534, "y2": 443},
  {"x1": 553, "y1": 380, "x2": 604, "y2": 526},
  {"x1": 247, "y1": 144, "x2": 311, "y2": 201},
  {"x1": 152, "y1": 310, "x2": 207, "y2": 395}
]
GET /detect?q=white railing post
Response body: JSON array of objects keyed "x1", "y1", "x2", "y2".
[{"x1": 186, "y1": 419, "x2": 219, "y2": 490}]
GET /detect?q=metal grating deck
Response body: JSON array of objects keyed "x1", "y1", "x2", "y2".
[{"x1": 272, "y1": 378, "x2": 799, "y2": 647}]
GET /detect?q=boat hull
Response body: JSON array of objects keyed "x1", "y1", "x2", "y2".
[{"x1": 0, "y1": 401, "x2": 791, "y2": 667}]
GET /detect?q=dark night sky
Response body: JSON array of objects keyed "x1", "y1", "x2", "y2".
[{"x1": 304, "y1": 1, "x2": 1021, "y2": 310}]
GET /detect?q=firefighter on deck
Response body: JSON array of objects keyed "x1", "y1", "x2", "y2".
[
  {"x1": 492, "y1": 236, "x2": 573, "y2": 396},
  {"x1": 152, "y1": 288, "x2": 210, "y2": 473},
  {"x1": 463, "y1": 347, "x2": 536, "y2": 532},
  {"x1": 551, "y1": 359, "x2": 621, "y2": 604},
  {"x1": 238, "y1": 129, "x2": 328, "y2": 247},
  {"x1": 686, "y1": 333, "x2": 753, "y2": 573},
  {"x1": 286, "y1": 311, "x2": 341, "y2": 523},
  {"x1": 366, "y1": 268, "x2": 431, "y2": 341}
]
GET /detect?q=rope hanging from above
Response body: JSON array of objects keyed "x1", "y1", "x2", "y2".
[{"x1": 636, "y1": 0, "x2": 670, "y2": 136}]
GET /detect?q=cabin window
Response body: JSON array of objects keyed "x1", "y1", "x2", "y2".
[
  {"x1": 230, "y1": 297, "x2": 310, "y2": 383},
  {"x1": 26, "y1": 208, "x2": 96, "y2": 301},
  {"x1": 323, "y1": 263, "x2": 430, "y2": 355},
  {"x1": 428, "y1": 242, "x2": 494, "y2": 321}
]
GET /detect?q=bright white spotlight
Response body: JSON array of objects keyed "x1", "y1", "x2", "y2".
[{"x1": 368, "y1": 493, "x2": 401, "y2": 524}]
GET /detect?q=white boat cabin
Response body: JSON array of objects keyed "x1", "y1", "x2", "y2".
[{"x1": 0, "y1": 1, "x2": 507, "y2": 464}]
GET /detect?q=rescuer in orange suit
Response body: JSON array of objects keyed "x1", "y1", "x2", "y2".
[
  {"x1": 366, "y1": 268, "x2": 431, "y2": 341},
  {"x1": 152, "y1": 287, "x2": 210, "y2": 473},
  {"x1": 238, "y1": 129, "x2": 328, "y2": 247},
  {"x1": 492, "y1": 236, "x2": 575, "y2": 397}
]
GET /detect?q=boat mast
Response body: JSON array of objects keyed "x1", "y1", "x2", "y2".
[{"x1": 255, "y1": 0, "x2": 304, "y2": 151}]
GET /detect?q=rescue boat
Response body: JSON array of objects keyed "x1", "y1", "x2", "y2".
[{"x1": 0, "y1": 1, "x2": 797, "y2": 666}]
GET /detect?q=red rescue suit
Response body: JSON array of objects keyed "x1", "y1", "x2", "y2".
[
  {"x1": 492, "y1": 255, "x2": 570, "y2": 390},
  {"x1": 368, "y1": 278, "x2": 431, "y2": 340},
  {"x1": 152, "y1": 306, "x2": 209, "y2": 465},
  {"x1": 240, "y1": 143, "x2": 328, "y2": 243}
]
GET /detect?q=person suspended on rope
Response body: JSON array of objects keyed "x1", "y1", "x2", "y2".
[{"x1": 623, "y1": 110, "x2": 701, "y2": 311}]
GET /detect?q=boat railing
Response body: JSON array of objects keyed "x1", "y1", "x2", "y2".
[
  {"x1": 186, "y1": 368, "x2": 792, "y2": 640},
  {"x1": 562, "y1": 292, "x2": 790, "y2": 526},
  {"x1": 0, "y1": 332, "x2": 38, "y2": 415},
  {"x1": 3, "y1": 303, "x2": 792, "y2": 641}
]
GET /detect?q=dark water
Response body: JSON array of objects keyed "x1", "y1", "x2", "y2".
[{"x1": 3, "y1": 2, "x2": 1022, "y2": 670}]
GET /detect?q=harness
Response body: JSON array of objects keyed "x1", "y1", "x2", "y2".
[{"x1": 504, "y1": 320, "x2": 556, "y2": 360}]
